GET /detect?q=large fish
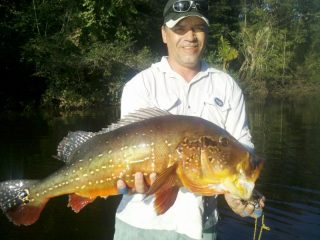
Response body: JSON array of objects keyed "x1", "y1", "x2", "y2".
[{"x1": 0, "y1": 108, "x2": 263, "y2": 226}]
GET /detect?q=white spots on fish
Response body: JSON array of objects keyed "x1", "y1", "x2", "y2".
[
  {"x1": 102, "y1": 165, "x2": 107, "y2": 169},
  {"x1": 88, "y1": 181, "x2": 92, "y2": 185},
  {"x1": 95, "y1": 168, "x2": 100, "y2": 172},
  {"x1": 81, "y1": 185, "x2": 86, "y2": 189},
  {"x1": 75, "y1": 177, "x2": 80, "y2": 181},
  {"x1": 90, "y1": 171, "x2": 95, "y2": 175},
  {"x1": 98, "y1": 154, "x2": 104, "y2": 158},
  {"x1": 108, "y1": 150, "x2": 112, "y2": 154},
  {"x1": 83, "y1": 174, "x2": 88, "y2": 177}
]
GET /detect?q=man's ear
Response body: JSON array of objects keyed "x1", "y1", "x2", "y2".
[{"x1": 161, "y1": 26, "x2": 167, "y2": 44}]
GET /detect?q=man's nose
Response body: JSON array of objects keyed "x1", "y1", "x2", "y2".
[{"x1": 185, "y1": 29, "x2": 196, "y2": 41}]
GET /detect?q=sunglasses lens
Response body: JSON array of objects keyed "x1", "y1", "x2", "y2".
[
  {"x1": 173, "y1": 1, "x2": 191, "y2": 12},
  {"x1": 172, "y1": 1, "x2": 208, "y2": 13}
]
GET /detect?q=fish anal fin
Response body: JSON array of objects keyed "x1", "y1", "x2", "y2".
[
  {"x1": 154, "y1": 186, "x2": 179, "y2": 215},
  {"x1": 68, "y1": 194, "x2": 95, "y2": 213},
  {"x1": 7, "y1": 200, "x2": 48, "y2": 226}
]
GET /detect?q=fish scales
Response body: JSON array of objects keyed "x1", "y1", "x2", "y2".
[{"x1": 0, "y1": 110, "x2": 264, "y2": 226}]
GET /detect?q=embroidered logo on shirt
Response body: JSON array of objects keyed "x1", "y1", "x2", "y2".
[{"x1": 214, "y1": 97, "x2": 224, "y2": 107}]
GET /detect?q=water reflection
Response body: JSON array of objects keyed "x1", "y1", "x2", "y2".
[
  {"x1": 0, "y1": 97, "x2": 320, "y2": 240},
  {"x1": 218, "y1": 96, "x2": 320, "y2": 240}
]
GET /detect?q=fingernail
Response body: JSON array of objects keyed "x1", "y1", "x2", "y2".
[{"x1": 135, "y1": 172, "x2": 143, "y2": 180}]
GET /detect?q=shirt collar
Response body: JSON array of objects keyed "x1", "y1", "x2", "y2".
[{"x1": 155, "y1": 56, "x2": 218, "y2": 75}]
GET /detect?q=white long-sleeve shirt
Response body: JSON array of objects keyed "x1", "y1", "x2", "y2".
[{"x1": 116, "y1": 57, "x2": 253, "y2": 240}]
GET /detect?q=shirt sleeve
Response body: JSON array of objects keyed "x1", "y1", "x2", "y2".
[
  {"x1": 225, "y1": 80, "x2": 254, "y2": 151},
  {"x1": 120, "y1": 74, "x2": 152, "y2": 118}
]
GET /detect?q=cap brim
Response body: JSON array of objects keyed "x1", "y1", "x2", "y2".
[{"x1": 165, "y1": 12, "x2": 209, "y2": 28}]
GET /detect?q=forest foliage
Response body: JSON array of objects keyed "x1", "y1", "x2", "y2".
[{"x1": 0, "y1": 0, "x2": 319, "y2": 109}]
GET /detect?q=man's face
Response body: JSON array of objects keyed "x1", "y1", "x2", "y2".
[{"x1": 162, "y1": 16, "x2": 208, "y2": 69}]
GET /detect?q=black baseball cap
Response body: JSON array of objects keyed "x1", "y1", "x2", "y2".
[{"x1": 163, "y1": 0, "x2": 209, "y2": 28}]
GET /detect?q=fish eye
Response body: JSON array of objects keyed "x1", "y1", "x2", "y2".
[{"x1": 219, "y1": 137, "x2": 229, "y2": 147}]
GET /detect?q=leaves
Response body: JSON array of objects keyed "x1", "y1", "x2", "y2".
[{"x1": 1, "y1": 0, "x2": 320, "y2": 110}]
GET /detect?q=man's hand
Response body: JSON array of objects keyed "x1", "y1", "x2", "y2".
[
  {"x1": 224, "y1": 193, "x2": 265, "y2": 218},
  {"x1": 117, "y1": 172, "x2": 157, "y2": 194}
]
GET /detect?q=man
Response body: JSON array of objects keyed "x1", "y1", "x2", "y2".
[{"x1": 114, "y1": 1, "x2": 265, "y2": 239}]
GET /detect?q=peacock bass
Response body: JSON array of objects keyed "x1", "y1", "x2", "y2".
[{"x1": 0, "y1": 108, "x2": 264, "y2": 226}]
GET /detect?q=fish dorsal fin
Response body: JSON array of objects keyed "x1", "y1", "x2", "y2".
[
  {"x1": 57, "y1": 131, "x2": 96, "y2": 162},
  {"x1": 57, "y1": 108, "x2": 170, "y2": 163},
  {"x1": 98, "y1": 108, "x2": 171, "y2": 133}
]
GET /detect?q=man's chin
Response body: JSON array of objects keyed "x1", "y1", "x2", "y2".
[{"x1": 180, "y1": 58, "x2": 201, "y2": 69}]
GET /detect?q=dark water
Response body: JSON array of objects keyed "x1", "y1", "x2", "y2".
[{"x1": 0, "y1": 97, "x2": 320, "y2": 240}]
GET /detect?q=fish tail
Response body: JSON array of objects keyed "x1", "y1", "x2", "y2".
[{"x1": 0, "y1": 180, "x2": 48, "y2": 226}]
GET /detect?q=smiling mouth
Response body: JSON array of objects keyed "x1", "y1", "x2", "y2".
[{"x1": 183, "y1": 45, "x2": 198, "y2": 48}]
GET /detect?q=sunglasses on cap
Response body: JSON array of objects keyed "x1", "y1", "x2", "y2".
[{"x1": 171, "y1": 0, "x2": 208, "y2": 13}]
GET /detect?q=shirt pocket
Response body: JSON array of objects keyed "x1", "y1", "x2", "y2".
[{"x1": 201, "y1": 96, "x2": 231, "y2": 128}]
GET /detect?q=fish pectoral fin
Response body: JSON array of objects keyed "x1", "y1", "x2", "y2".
[
  {"x1": 146, "y1": 163, "x2": 179, "y2": 197},
  {"x1": 154, "y1": 186, "x2": 179, "y2": 215},
  {"x1": 68, "y1": 193, "x2": 96, "y2": 213},
  {"x1": 145, "y1": 163, "x2": 180, "y2": 215}
]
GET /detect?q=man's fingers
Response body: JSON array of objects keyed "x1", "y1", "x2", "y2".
[
  {"x1": 150, "y1": 172, "x2": 157, "y2": 185},
  {"x1": 134, "y1": 172, "x2": 148, "y2": 193},
  {"x1": 117, "y1": 172, "x2": 157, "y2": 195},
  {"x1": 225, "y1": 193, "x2": 263, "y2": 218},
  {"x1": 117, "y1": 179, "x2": 129, "y2": 195}
]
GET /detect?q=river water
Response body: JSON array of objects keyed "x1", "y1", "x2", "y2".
[{"x1": 0, "y1": 96, "x2": 319, "y2": 240}]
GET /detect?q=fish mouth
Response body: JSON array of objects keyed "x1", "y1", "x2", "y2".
[
  {"x1": 250, "y1": 154, "x2": 264, "y2": 170},
  {"x1": 249, "y1": 154, "x2": 265, "y2": 182}
]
